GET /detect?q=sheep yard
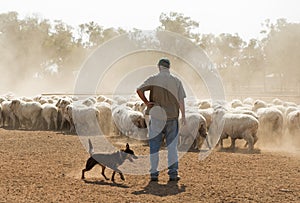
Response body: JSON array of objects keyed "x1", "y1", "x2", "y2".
[{"x1": 0, "y1": 128, "x2": 299, "y2": 203}]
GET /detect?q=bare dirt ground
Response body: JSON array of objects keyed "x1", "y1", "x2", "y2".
[{"x1": 0, "y1": 128, "x2": 299, "y2": 203}]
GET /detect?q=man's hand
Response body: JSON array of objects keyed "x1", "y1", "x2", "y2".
[
  {"x1": 181, "y1": 117, "x2": 186, "y2": 126},
  {"x1": 146, "y1": 101, "x2": 155, "y2": 108}
]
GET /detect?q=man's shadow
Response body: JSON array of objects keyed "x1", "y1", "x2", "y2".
[{"x1": 132, "y1": 181, "x2": 186, "y2": 197}]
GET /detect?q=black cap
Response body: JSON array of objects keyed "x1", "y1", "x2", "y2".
[{"x1": 158, "y1": 58, "x2": 170, "y2": 68}]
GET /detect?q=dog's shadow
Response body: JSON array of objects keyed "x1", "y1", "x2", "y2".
[
  {"x1": 83, "y1": 179, "x2": 130, "y2": 188},
  {"x1": 132, "y1": 181, "x2": 186, "y2": 197}
]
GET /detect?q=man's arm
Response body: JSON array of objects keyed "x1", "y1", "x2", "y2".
[
  {"x1": 136, "y1": 89, "x2": 154, "y2": 108},
  {"x1": 179, "y1": 99, "x2": 186, "y2": 125}
]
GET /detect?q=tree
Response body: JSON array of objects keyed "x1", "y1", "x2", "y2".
[
  {"x1": 78, "y1": 21, "x2": 103, "y2": 48},
  {"x1": 158, "y1": 12, "x2": 199, "y2": 39},
  {"x1": 262, "y1": 19, "x2": 300, "y2": 91}
]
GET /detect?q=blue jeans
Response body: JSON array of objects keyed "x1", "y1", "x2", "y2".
[{"x1": 149, "y1": 118, "x2": 179, "y2": 178}]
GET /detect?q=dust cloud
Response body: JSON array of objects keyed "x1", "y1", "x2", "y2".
[{"x1": 256, "y1": 131, "x2": 300, "y2": 156}]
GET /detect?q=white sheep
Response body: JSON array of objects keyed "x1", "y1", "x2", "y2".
[
  {"x1": 272, "y1": 98, "x2": 284, "y2": 106},
  {"x1": 71, "y1": 103, "x2": 101, "y2": 135},
  {"x1": 283, "y1": 101, "x2": 297, "y2": 107},
  {"x1": 211, "y1": 107, "x2": 259, "y2": 151},
  {"x1": 95, "y1": 102, "x2": 112, "y2": 135},
  {"x1": 243, "y1": 97, "x2": 254, "y2": 106},
  {"x1": 96, "y1": 95, "x2": 107, "y2": 102},
  {"x1": 96, "y1": 95, "x2": 114, "y2": 105},
  {"x1": 21, "y1": 96, "x2": 34, "y2": 102},
  {"x1": 9, "y1": 99, "x2": 42, "y2": 130},
  {"x1": 286, "y1": 110, "x2": 300, "y2": 136},
  {"x1": 178, "y1": 112, "x2": 208, "y2": 150},
  {"x1": 62, "y1": 104, "x2": 75, "y2": 133},
  {"x1": 252, "y1": 99, "x2": 268, "y2": 112},
  {"x1": 133, "y1": 101, "x2": 147, "y2": 113},
  {"x1": 1, "y1": 100, "x2": 18, "y2": 128},
  {"x1": 55, "y1": 98, "x2": 72, "y2": 129},
  {"x1": 112, "y1": 104, "x2": 147, "y2": 140},
  {"x1": 230, "y1": 108, "x2": 258, "y2": 120},
  {"x1": 224, "y1": 114, "x2": 258, "y2": 151},
  {"x1": 272, "y1": 105, "x2": 287, "y2": 114},
  {"x1": 41, "y1": 103, "x2": 58, "y2": 130},
  {"x1": 0, "y1": 96, "x2": 7, "y2": 103},
  {"x1": 256, "y1": 107, "x2": 284, "y2": 139},
  {"x1": 285, "y1": 106, "x2": 299, "y2": 117},
  {"x1": 126, "y1": 101, "x2": 135, "y2": 109},
  {"x1": 198, "y1": 108, "x2": 213, "y2": 130},
  {"x1": 198, "y1": 99, "x2": 211, "y2": 109},
  {"x1": 82, "y1": 97, "x2": 97, "y2": 107},
  {"x1": 113, "y1": 96, "x2": 127, "y2": 105},
  {"x1": 234, "y1": 105, "x2": 254, "y2": 111},
  {"x1": 230, "y1": 99, "x2": 243, "y2": 108}
]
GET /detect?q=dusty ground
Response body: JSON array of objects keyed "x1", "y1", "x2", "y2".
[{"x1": 0, "y1": 128, "x2": 299, "y2": 203}]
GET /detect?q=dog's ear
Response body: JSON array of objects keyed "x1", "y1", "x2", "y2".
[{"x1": 126, "y1": 143, "x2": 129, "y2": 149}]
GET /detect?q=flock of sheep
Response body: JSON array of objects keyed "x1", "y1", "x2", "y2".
[{"x1": 1, "y1": 93, "x2": 300, "y2": 152}]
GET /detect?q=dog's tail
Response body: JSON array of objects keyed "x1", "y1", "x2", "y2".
[{"x1": 88, "y1": 139, "x2": 94, "y2": 155}]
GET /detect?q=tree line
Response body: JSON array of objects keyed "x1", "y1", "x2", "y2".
[{"x1": 0, "y1": 11, "x2": 299, "y2": 94}]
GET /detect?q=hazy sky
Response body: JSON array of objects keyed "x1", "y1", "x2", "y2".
[{"x1": 1, "y1": 0, "x2": 300, "y2": 41}]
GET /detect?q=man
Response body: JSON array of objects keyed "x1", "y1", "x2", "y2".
[{"x1": 136, "y1": 58, "x2": 186, "y2": 182}]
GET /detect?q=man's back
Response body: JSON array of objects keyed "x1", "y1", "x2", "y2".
[{"x1": 146, "y1": 69, "x2": 184, "y2": 119}]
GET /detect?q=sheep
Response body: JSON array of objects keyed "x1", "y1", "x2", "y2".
[
  {"x1": 112, "y1": 104, "x2": 147, "y2": 140},
  {"x1": 283, "y1": 101, "x2": 297, "y2": 107},
  {"x1": 82, "y1": 97, "x2": 97, "y2": 107},
  {"x1": 285, "y1": 106, "x2": 299, "y2": 117},
  {"x1": 41, "y1": 103, "x2": 58, "y2": 130},
  {"x1": 186, "y1": 98, "x2": 198, "y2": 107},
  {"x1": 234, "y1": 105, "x2": 254, "y2": 111},
  {"x1": 198, "y1": 108, "x2": 213, "y2": 130},
  {"x1": 230, "y1": 108, "x2": 258, "y2": 120},
  {"x1": 62, "y1": 104, "x2": 75, "y2": 133},
  {"x1": 272, "y1": 98, "x2": 284, "y2": 106},
  {"x1": 126, "y1": 101, "x2": 135, "y2": 109},
  {"x1": 9, "y1": 99, "x2": 42, "y2": 130},
  {"x1": 21, "y1": 96, "x2": 34, "y2": 102},
  {"x1": 133, "y1": 101, "x2": 147, "y2": 113},
  {"x1": 1, "y1": 100, "x2": 18, "y2": 128},
  {"x1": 286, "y1": 110, "x2": 300, "y2": 136},
  {"x1": 256, "y1": 107, "x2": 284, "y2": 140},
  {"x1": 178, "y1": 112, "x2": 208, "y2": 150},
  {"x1": 55, "y1": 98, "x2": 72, "y2": 129},
  {"x1": 252, "y1": 99, "x2": 268, "y2": 112},
  {"x1": 211, "y1": 107, "x2": 259, "y2": 151},
  {"x1": 96, "y1": 95, "x2": 107, "y2": 103},
  {"x1": 113, "y1": 96, "x2": 127, "y2": 105},
  {"x1": 230, "y1": 99, "x2": 243, "y2": 108},
  {"x1": 198, "y1": 99, "x2": 211, "y2": 109},
  {"x1": 95, "y1": 102, "x2": 112, "y2": 135},
  {"x1": 71, "y1": 103, "x2": 101, "y2": 135},
  {"x1": 243, "y1": 97, "x2": 254, "y2": 106},
  {"x1": 272, "y1": 105, "x2": 287, "y2": 114},
  {"x1": 223, "y1": 114, "x2": 258, "y2": 151},
  {"x1": 0, "y1": 96, "x2": 7, "y2": 103}
]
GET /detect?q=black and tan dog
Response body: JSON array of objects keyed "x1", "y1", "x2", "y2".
[{"x1": 81, "y1": 139, "x2": 138, "y2": 182}]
